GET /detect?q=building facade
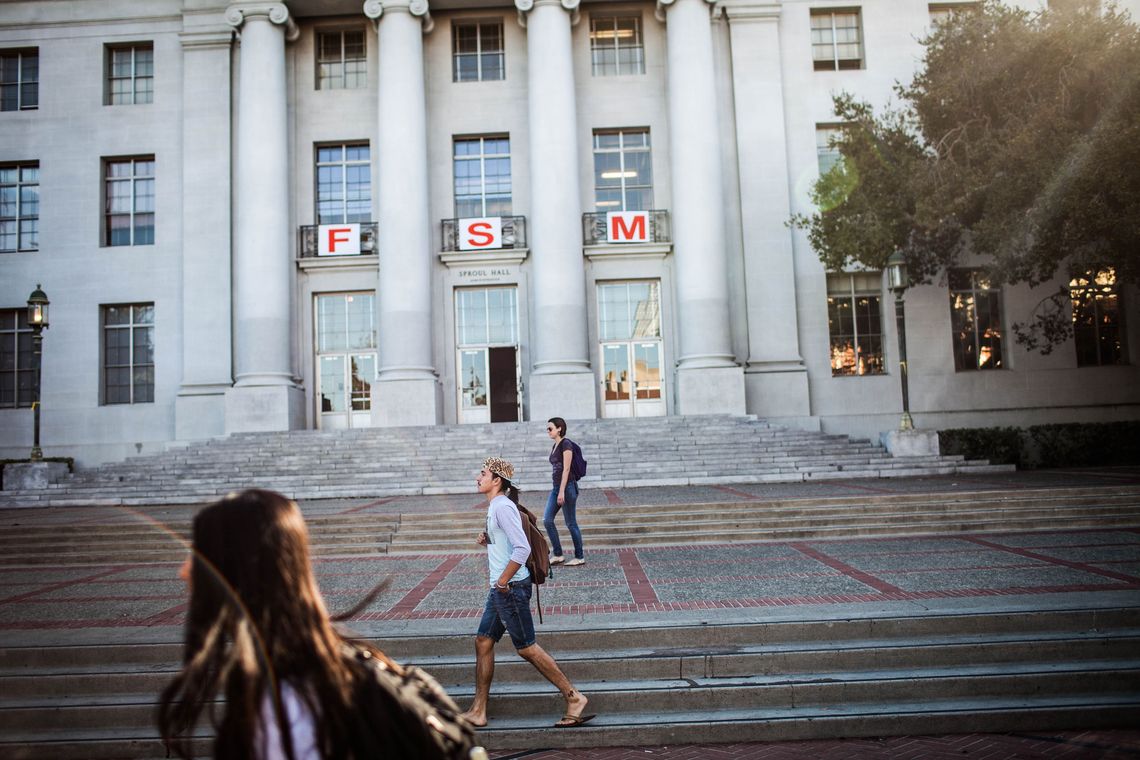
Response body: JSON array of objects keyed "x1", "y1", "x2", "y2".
[{"x1": 1, "y1": 0, "x2": 1138, "y2": 467}]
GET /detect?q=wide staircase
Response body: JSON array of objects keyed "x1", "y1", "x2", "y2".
[
  {"x1": 0, "y1": 416, "x2": 1011, "y2": 508},
  {"x1": 1, "y1": 606, "x2": 1138, "y2": 758}
]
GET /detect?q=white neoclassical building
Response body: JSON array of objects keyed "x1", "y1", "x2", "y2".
[{"x1": 1, "y1": 0, "x2": 1138, "y2": 467}]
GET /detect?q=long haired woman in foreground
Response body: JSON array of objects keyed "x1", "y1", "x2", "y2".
[{"x1": 157, "y1": 489, "x2": 480, "y2": 760}]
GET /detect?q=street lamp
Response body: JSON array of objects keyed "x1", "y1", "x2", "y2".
[
  {"x1": 26, "y1": 284, "x2": 49, "y2": 461},
  {"x1": 885, "y1": 252, "x2": 913, "y2": 432}
]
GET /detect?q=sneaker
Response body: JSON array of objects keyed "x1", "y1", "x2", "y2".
[
  {"x1": 550, "y1": 555, "x2": 566, "y2": 565},
  {"x1": 564, "y1": 557, "x2": 585, "y2": 567}
]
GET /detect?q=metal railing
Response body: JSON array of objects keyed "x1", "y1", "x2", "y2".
[
  {"x1": 440, "y1": 216, "x2": 527, "y2": 252},
  {"x1": 582, "y1": 209, "x2": 671, "y2": 246},
  {"x1": 298, "y1": 222, "x2": 378, "y2": 258}
]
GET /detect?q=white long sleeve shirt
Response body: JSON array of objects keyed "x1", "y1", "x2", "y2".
[{"x1": 485, "y1": 494, "x2": 531, "y2": 586}]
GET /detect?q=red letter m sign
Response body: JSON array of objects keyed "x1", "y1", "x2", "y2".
[{"x1": 607, "y1": 211, "x2": 649, "y2": 243}]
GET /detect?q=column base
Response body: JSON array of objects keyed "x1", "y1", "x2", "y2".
[
  {"x1": 224, "y1": 384, "x2": 305, "y2": 434},
  {"x1": 880, "y1": 429, "x2": 940, "y2": 457},
  {"x1": 371, "y1": 377, "x2": 440, "y2": 427},
  {"x1": 176, "y1": 384, "x2": 229, "y2": 440},
  {"x1": 529, "y1": 371, "x2": 596, "y2": 422},
  {"x1": 676, "y1": 365, "x2": 745, "y2": 415},
  {"x1": 744, "y1": 363, "x2": 810, "y2": 418}
]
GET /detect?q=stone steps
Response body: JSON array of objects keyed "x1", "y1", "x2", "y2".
[
  {"x1": 1, "y1": 606, "x2": 1136, "y2": 757},
  {"x1": 0, "y1": 416, "x2": 1009, "y2": 507}
]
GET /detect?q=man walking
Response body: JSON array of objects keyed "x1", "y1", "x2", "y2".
[{"x1": 459, "y1": 457, "x2": 595, "y2": 728}]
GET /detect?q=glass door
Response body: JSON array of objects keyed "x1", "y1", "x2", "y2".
[
  {"x1": 456, "y1": 287, "x2": 519, "y2": 424},
  {"x1": 597, "y1": 281, "x2": 665, "y2": 417},
  {"x1": 315, "y1": 292, "x2": 376, "y2": 429}
]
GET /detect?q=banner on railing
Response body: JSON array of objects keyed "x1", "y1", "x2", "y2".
[
  {"x1": 318, "y1": 224, "x2": 360, "y2": 256},
  {"x1": 458, "y1": 217, "x2": 502, "y2": 251},
  {"x1": 607, "y1": 211, "x2": 648, "y2": 243}
]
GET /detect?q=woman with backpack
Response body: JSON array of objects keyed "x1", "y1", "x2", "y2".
[
  {"x1": 158, "y1": 488, "x2": 481, "y2": 759},
  {"x1": 544, "y1": 417, "x2": 586, "y2": 567}
]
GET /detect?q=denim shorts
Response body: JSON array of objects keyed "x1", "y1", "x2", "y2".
[{"x1": 476, "y1": 579, "x2": 536, "y2": 649}]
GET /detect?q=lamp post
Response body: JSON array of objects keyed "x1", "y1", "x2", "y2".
[
  {"x1": 885, "y1": 252, "x2": 913, "y2": 432},
  {"x1": 26, "y1": 285, "x2": 49, "y2": 461}
]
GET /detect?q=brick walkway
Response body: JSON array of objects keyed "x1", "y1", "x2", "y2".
[{"x1": 487, "y1": 731, "x2": 1140, "y2": 759}]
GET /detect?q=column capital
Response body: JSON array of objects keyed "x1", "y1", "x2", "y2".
[
  {"x1": 364, "y1": 0, "x2": 434, "y2": 34},
  {"x1": 655, "y1": 0, "x2": 715, "y2": 23},
  {"x1": 514, "y1": 0, "x2": 580, "y2": 29},
  {"x1": 718, "y1": 0, "x2": 781, "y2": 22},
  {"x1": 225, "y1": 3, "x2": 299, "y2": 41}
]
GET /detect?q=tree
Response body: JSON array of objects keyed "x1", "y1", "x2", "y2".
[{"x1": 790, "y1": 0, "x2": 1140, "y2": 351}]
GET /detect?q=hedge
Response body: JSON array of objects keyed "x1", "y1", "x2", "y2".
[{"x1": 938, "y1": 421, "x2": 1140, "y2": 469}]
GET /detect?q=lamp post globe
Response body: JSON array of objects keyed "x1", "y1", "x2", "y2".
[{"x1": 26, "y1": 284, "x2": 50, "y2": 461}]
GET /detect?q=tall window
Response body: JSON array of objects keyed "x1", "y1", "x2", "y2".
[
  {"x1": 316, "y1": 144, "x2": 371, "y2": 224},
  {"x1": 0, "y1": 309, "x2": 35, "y2": 408},
  {"x1": 928, "y1": 2, "x2": 979, "y2": 26},
  {"x1": 453, "y1": 137, "x2": 511, "y2": 217},
  {"x1": 593, "y1": 129, "x2": 653, "y2": 211},
  {"x1": 590, "y1": 16, "x2": 645, "y2": 76},
  {"x1": 816, "y1": 125, "x2": 845, "y2": 176},
  {"x1": 103, "y1": 303, "x2": 155, "y2": 405},
  {"x1": 0, "y1": 49, "x2": 38, "y2": 111},
  {"x1": 1071, "y1": 268, "x2": 1124, "y2": 367},
  {"x1": 452, "y1": 21, "x2": 504, "y2": 82},
  {"x1": 827, "y1": 273, "x2": 884, "y2": 376},
  {"x1": 598, "y1": 281, "x2": 661, "y2": 342},
  {"x1": 949, "y1": 269, "x2": 1004, "y2": 371},
  {"x1": 456, "y1": 288, "x2": 518, "y2": 346},
  {"x1": 317, "y1": 30, "x2": 366, "y2": 90},
  {"x1": 316, "y1": 293, "x2": 376, "y2": 415},
  {"x1": 106, "y1": 43, "x2": 153, "y2": 105},
  {"x1": 1, "y1": 163, "x2": 38, "y2": 252},
  {"x1": 810, "y1": 9, "x2": 863, "y2": 70},
  {"x1": 104, "y1": 157, "x2": 155, "y2": 246}
]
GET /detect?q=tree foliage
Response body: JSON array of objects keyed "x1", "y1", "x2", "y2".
[{"x1": 790, "y1": 0, "x2": 1140, "y2": 349}]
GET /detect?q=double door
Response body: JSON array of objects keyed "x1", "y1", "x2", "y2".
[
  {"x1": 598, "y1": 280, "x2": 665, "y2": 418},
  {"x1": 315, "y1": 292, "x2": 376, "y2": 429},
  {"x1": 456, "y1": 286, "x2": 520, "y2": 424}
]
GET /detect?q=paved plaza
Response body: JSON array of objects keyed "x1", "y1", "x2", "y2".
[{"x1": 2, "y1": 466, "x2": 1139, "y2": 757}]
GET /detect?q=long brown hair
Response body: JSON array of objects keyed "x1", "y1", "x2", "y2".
[{"x1": 156, "y1": 489, "x2": 392, "y2": 759}]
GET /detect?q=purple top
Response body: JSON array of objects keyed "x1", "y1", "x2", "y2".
[{"x1": 550, "y1": 439, "x2": 573, "y2": 486}]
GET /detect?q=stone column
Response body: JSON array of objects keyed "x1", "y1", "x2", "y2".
[
  {"x1": 724, "y1": 1, "x2": 810, "y2": 420},
  {"x1": 515, "y1": 0, "x2": 596, "y2": 421},
  {"x1": 364, "y1": 0, "x2": 440, "y2": 427},
  {"x1": 176, "y1": 12, "x2": 235, "y2": 441},
  {"x1": 223, "y1": 2, "x2": 304, "y2": 433},
  {"x1": 658, "y1": 0, "x2": 745, "y2": 415}
]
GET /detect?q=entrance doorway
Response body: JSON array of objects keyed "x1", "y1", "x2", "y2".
[
  {"x1": 314, "y1": 292, "x2": 376, "y2": 429},
  {"x1": 456, "y1": 287, "x2": 520, "y2": 423},
  {"x1": 597, "y1": 281, "x2": 665, "y2": 417}
]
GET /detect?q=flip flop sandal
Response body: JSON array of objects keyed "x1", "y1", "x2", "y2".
[{"x1": 554, "y1": 713, "x2": 596, "y2": 728}]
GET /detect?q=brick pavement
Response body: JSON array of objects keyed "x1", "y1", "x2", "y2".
[{"x1": 486, "y1": 731, "x2": 1140, "y2": 759}]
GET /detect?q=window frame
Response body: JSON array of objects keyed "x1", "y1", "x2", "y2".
[
  {"x1": 592, "y1": 128, "x2": 654, "y2": 212},
  {"x1": 0, "y1": 162, "x2": 39, "y2": 253},
  {"x1": 815, "y1": 124, "x2": 847, "y2": 177},
  {"x1": 315, "y1": 29, "x2": 367, "y2": 90},
  {"x1": 928, "y1": 2, "x2": 979, "y2": 27},
  {"x1": 589, "y1": 14, "x2": 646, "y2": 77},
  {"x1": 105, "y1": 42, "x2": 154, "y2": 106},
  {"x1": 451, "y1": 20, "x2": 505, "y2": 83},
  {"x1": 0, "y1": 48, "x2": 38, "y2": 112},
  {"x1": 101, "y1": 303, "x2": 155, "y2": 405},
  {"x1": 810, "y1": 8, "x2": 864, "y2": 71},
  {"x1": 0, "y1": 308, "x2": 35, "y2": 409},
  {"x1": 452, "y1": 135, "x2": 512, "y2": 218},
  {"x1": 948, "y1": 269, "x2": 1005, "y2": 371},
  {"x1": 103, "y1": 156, "x2": 156, "y2": 247},
  {"x1": 314, "y1": 142, "x2": 372, "y2": 225},
  {"x1": 826, "y1": 272, "x2": 885, "y2": 377}
]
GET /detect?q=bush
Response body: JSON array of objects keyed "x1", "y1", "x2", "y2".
[{"x1": 938, "y1": 421, "x2": 1140, "y2": 469}]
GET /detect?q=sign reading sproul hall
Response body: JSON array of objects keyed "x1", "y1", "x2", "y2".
[{"x1": 456, "y1": 267, "x2": 513, "y2": 283}]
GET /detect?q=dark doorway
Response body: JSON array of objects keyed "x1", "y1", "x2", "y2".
[{"x1": 488, "y1": 346, "x2": 519, "y2": 422}]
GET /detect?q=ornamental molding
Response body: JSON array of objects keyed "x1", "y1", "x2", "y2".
[
  {"x1": 225, "y1": 3, "x2": 299, "y2": 41},
  {"x1": 514, "y1": 0, "x2": 580, "y2": 29},
  {"x1": 364, "y1": 0, "x2": 435, "y2": 34},
  {"x1": 655, "y1": 0, "x2": 716, "y2": 23}
]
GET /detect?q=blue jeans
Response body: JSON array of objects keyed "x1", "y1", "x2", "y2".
[
  {"x1": 544, "y1": 480, "x2": 582, "y2": 560},
  {"x1": 476, "y1": 579, "x2": 536, "y2": 649}
]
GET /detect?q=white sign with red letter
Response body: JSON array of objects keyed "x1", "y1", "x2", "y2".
[
  {"x1": 607, "y1": 211, "x2": 649, "y2": 243},
  {"x1": 318, "y1": 224, "x2": 360, "y2": 256},
  {"x1": 458, "y1": 217, "x2": 502, "y2": 251}
]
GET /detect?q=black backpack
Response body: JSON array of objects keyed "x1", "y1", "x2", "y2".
[{"x1": 567, "y1": 440, "x2": 588, "y2": 480}]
